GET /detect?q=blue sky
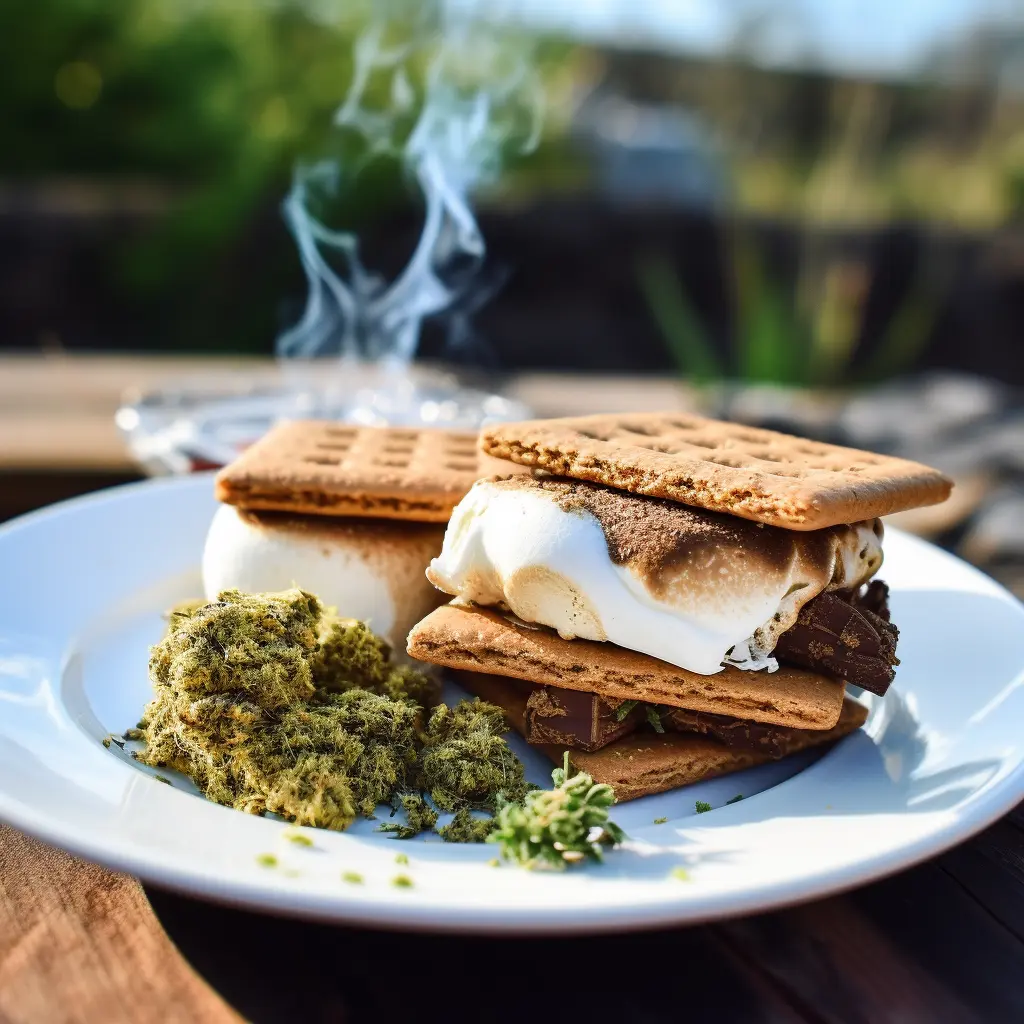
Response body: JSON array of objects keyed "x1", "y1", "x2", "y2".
[{"x1": 451, "y1": 0, "x2": 1024, "y2": 79}]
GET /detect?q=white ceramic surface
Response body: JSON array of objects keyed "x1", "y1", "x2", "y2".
[{"x1": 0, "y1": 474, "x2": 1022, "y2": 934}]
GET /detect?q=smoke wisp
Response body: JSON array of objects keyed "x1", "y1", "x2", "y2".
[{"x1": 276, "y1": 5, "x2": 543, "y2": 368}]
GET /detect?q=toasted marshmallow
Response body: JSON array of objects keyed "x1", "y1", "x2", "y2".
[
  {"x1": 427, "y1": 477, "x2": 883, "y2": 675},
  {"x1": 203, "y1": 505, "x2": 446, "y2": 648}
]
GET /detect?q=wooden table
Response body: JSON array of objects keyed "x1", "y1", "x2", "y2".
[{"x1": 1, "y1": 353, "x2": 1022, "y2": 1024}]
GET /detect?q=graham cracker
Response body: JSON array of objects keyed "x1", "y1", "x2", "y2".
[
  {"x1": 457, "y1": 671, "x2": 868, "y2": 801},
  {"x1": 407, "y1": 604, "x2": 846, "y2": 730},
  {"x1": 482, "y1": 412, "x2": 952, "y2": 530},
  {"x1": 215, "y1": 420, "x2": 485, "y2": 522}
]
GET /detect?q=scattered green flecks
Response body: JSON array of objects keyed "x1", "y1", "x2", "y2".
[
  {"x1": 487, "y1": 858, "x2": 500, "y2": 868},
  {"x1": 284, "y1": 830, "x2": 314, "y2": 847},
  {"x1": 341, "y1": 871, "x2": 364, "y2": 884},
  {"x1": 670, "y1": 866, "x2": 691, "y2": 882},
  {"x1": 392, "y1": 874, "x2": 414, "y2": 888},
  {"x1": 695, "y1": 801, "x2": 712, "y2": 814},
  {"x1": 726, "y1": 794, "x2": 744, "y2": 805},
  {"x1": 102, "y1": 737, "x2": 111, "y2": 749},
  {"x1": 395, "y1": 852, "x2": 409, "y2": 866},
  {"x1": 154, "y1": 775, "x2": 172, "y2": 786},
  {"x1": 654, "y1": 817, "x2": 668, "y2": 824},
  {"x1": 256, "y1": 853, "x2": 278, "y2": 869}
]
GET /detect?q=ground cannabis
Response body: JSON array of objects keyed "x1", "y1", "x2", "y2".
[
  {"x1": 436, "y1": 808, "x2": 495, "y2": 844},
  {"x1": 419, "y1": 700, "x2": 530, "y2": 812},
  {"x1": 149, "y1": 589, "x2": 321, "y2": 709},
  {"x1": 378, "y1": 793, "x2": 439, "y2": 839},
  {"x1": 135, "y1": 590, "x2": 521, "y2": 840},
  {"x1": 487, "y1": 753, "x2": 626, "y2": 870},
  {"x1": 695, "y1": 801, "x2": 712, "y2": 813}
]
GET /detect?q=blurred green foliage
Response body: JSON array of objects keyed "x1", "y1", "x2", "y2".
[
  {"x1": 1, "y1": 0, "x2": 394, "y2": 349},
  {"x1": 637, "y1": 240, "x2": 940, "y2": 388}
]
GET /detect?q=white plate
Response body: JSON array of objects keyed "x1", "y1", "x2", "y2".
[{"x1": 1, "y1": 474, "x2": 1023, "y2": 934}]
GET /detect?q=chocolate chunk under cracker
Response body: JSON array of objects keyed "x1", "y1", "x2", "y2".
[
  {"x1": 523, "y1": 681, "x2": 864, "y2": 759},
  {"x1": 408, "y1": 603, "x2": 847, "y2": 730},
  {"x1": 482, "y1": 412, "x2": 952, "y2": 530},
  {"x1": 774, "y1": 586, "x2": 899, "y2": 696},
  {"x1": 456, "y1": 671, "x2": 869, "y2": 802},
  {"x1": 524, "y1": 686, "x2": 643, "y2": 752},
  {"x1": 215, "y1": 420, "x2": 486, "y2": 522}
]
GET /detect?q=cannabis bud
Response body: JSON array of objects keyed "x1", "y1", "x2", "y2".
[{"x1": 487, "y1": 753, "x2": 626, "y2": 870}]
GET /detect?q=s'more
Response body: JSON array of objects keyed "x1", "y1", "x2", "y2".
[
  {"x1": 205, "y1": 420, "x2": 497, "y2": 647},
  {"x1": 407, "y1": 412, "x2": 952, "y2": 800}
]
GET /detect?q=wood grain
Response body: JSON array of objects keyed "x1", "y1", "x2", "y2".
[{"x1": 0, "y1": 825, "x2": 239, "y2": 1024}]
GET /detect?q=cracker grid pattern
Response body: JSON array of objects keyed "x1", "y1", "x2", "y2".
[
  {"x1": 215, "y1": 420, "x2": 483, "y2": 522},
  {"x1": 483, "y1": 412, "x2": 952, "y2": 530}
]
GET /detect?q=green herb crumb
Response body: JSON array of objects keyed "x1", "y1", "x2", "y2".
[
  {"x1": 726, "y1": 794, "x2": 744, "y2": 805},
  {"x1": 256, "y1": 853, "x2": 278, "y2": 869},
  {"x1": 341, "y1": 871, "x2": 363, "y2": 884},
  {"x1": 395, "y1": 852, "x2": 409, "y2": 866},
  {"x1": 614, "y1": 699, "x2": 638, "y2": 722},
  {"x1": 154, "y1": 775, "x2": 172, "y2": 786},
  {"x1": 654, "y1": 816, "x2": 668, "y2": 824},
  {"x1": 391, "y1": 874, "x2": 414, "y2": 888},
  {"x1": 487, "y1": 752, "x2": 626, "y2": 870},
  {"x1": 437, "y1": 808, "x2": 495, "y2": 844},
  {"x1": 695, "y1": 801, "x2": 712, "y2": 814},
  {"x1": 670, "y1": 866, "x2": 691, "y2": 881},
  {"x1": 102, "y1": 737, "x2": 111, "y2": 749},
  {"x1": 284, "y1": 830, "x2": 314, "y2": 846},
  {"x1": 487, "y1": 858, "x2": 500, "y2": 868},
  {"x1": 645, "y1": 705, "x2": 665, "y2": 733},
  {"x1": 378, "y1": 793, "x2": 438, "y2": 840}
]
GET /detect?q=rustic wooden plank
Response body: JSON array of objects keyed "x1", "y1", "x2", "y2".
[
  {"x1": 716, "y1": 893, "x2": 976, "y2": 1024},
  {"x1": 716, "y1": 860, "x2": 1024, "y2": 1024},
  {"x1": 0, "y1": 826, "x2": 239, "y2": 1024},
  {"x1": 940, "y1": 815, "x2": 1024, "y2": 945},
  {"x1": 146, "y1": 885, "x2": 810, "y2": 1024}
]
